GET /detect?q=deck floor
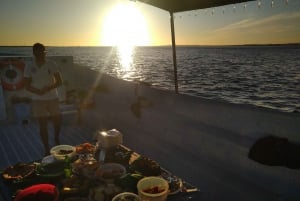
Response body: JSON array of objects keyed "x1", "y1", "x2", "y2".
[
  {"x1": 1, "y1": 106, "x2": 300, "y2": 201},
  {"x1": 0, "y1": 120, "x2": 97, "y2": 170}
]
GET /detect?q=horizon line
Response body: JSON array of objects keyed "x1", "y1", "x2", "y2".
[{"x1": 1, "y1": 43, "x2": 299, "y2": 48}]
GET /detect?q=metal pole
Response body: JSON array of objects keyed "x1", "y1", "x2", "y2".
[{"x1": 170, "y1": 12, "x2": 178, "y2": 93}]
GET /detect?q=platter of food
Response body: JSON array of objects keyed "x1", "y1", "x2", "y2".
[
  {"x1": 166, "y1": 176, "x2": 183, "y2": 195},
  {"x1": 130, "y1": 156, "x2": 161, "y2": 176},
  {"x1": 2, "y1": 163, "x2": 36, "y2": 181},
  {"x1": 161, "y1": 171, "x2": 183, "y2": 195}
]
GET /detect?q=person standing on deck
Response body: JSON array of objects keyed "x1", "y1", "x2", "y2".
[{"x1": 24, "y1": 43, "x2": 62, "y2": 155}]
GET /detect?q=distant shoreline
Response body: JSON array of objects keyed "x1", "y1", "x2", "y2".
[{"x1": 0, "y1": 43, "x2": 299, "y2": 48}]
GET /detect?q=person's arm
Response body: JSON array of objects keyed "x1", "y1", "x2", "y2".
[
  {"x1": 24, "y1": 77, "x2": 44, "y2": 95},
  {"x1": 42, "y1": 72, "x2": 62, "y2": 92}
]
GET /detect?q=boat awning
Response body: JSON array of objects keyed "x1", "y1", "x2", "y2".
[{"x1": 136, "y1": 0, "x2": 256, "y2": 13}]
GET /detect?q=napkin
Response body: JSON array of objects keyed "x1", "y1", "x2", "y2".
[{"x1": 14, "y1": 184, "x2": 59, "y2": 201}]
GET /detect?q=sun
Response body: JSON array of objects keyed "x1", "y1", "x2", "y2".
[{"x1": 101, "y1": 2, "x2": 150, "y2": 47}]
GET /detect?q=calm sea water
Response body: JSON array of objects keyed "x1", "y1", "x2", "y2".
[{"x1": 1, "y1": 45, "x2": 299, "y2": 113}]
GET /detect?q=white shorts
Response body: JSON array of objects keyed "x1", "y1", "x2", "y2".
[{"x1": 31, "y1": 99, "x2": 60, "y2": 118}]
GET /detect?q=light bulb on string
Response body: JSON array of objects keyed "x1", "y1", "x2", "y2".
[
  {"x1": 258, "y1": 0, "x2": 261, "y2": 8},
  {"x1": 271, "y1": 0, "x2": 274, "y2": 7},
  {"x1": 285, "y1": 0, "x2": 288, "y2": 5},
  {"x1": 222, "y1": 7, "x2": 225, "y2": 14},
  {"x1": 211, "y1": 8, "x2": 215, "y2": 15},
  {"x1": 194, "y1": 10, "x2": 197, "y2": 17},
  {"x1": 233, "y1": 5, "x2": 236, "y2": 12}
]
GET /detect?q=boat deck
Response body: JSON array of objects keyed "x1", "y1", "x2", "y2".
[
  {"x1": 1, "y1": 70, "x2": 300, "y2": 201},
  {"x1": 0, "y1": 120, "x2": 97, "y2": 170}
]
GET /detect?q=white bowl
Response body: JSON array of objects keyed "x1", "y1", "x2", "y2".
[
  {"x1": 112, "y1": 192, "x2": 141, "y2": 201},
  {"x1": 50, "y1": 145, "x2": 75, "y2": 160},
  {"x1": 137, "y1": 176, "x2": 169, "y2": 201}
]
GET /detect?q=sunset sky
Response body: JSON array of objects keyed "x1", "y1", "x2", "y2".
[{"x1": 0, "y1": 0, "x2": 299, "y2": 46}]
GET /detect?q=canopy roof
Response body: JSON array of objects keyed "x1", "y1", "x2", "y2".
[{"x1": 136, "y1": 0, "x2": 255, "y2": 13}]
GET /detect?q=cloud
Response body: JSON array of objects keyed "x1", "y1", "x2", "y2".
[
  {"x1": 214, "y1": 12, "x2": 300, "y2": 33},
  {"x1": 193, "y1": 11, "x2": 300, "y2": 45}
]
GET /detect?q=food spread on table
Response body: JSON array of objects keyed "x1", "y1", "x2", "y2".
[{"x1": 1, "y1": 143, "x2": 196, "y2": 201}]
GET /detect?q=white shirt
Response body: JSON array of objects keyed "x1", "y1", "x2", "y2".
[{"x1": 24, "y1": 58, "x2": 59, "y2": 100}]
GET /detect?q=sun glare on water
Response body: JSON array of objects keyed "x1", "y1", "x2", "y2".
[{"x1": 101, "y1": 2, "x2": 149, "y2": 76}]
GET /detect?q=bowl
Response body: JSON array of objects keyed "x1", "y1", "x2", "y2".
[
  {"x1": 137, "y1": 176, "x2": 169, "y2": 201},
  {"x1": 94, "y1": 163, "x2": 126, "y2": 183},
  {"x1": 112, "y1": 192, "x2": 141, "y2": 201},
  {"x1": 50, "y1": 145, "x2": 75, "y2": 160},
  {"x1": 72, "y1": 159, "x2": 100, "y2": 178}
]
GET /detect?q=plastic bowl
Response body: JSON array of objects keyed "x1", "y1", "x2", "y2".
[
  {"x1": 137, "y1": 176, "x2": 169, "y2": 201},
  {"x1": 50, "y1": 145, "x2": 75, "y2": 160},
  {"x1": 112, "y1": 192, "x2": 141, "y2": 201}
]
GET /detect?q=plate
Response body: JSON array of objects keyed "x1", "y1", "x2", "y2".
[
  {"x1": 168, "y1": 177, "x2": 183, "y2": 195},
  {"x1": 2, "y1": 163, "x2": 36, "y2": 181},
  {"x1": 161, "y1": 172, "x2": 182, "y2": 195}
]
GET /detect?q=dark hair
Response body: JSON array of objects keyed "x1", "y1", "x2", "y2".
[{"x1": 32, "y1": 43, "x2": 45, "y2": 51}]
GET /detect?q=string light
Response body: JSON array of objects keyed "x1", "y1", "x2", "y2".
[
  {"x1": 258, "y1": 0, "x2": 261, "y2": 8},
  {"x1": 174, "y1": 0, "x2": 288, "y2": 18}
]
